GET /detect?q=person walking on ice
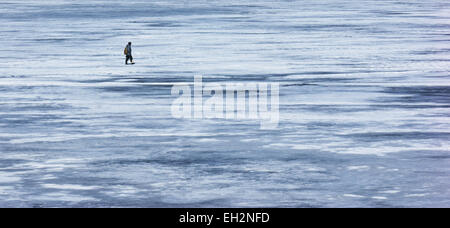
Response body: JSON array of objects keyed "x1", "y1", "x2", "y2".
[{"x1": 124, "y1": 42, "x2": 134, "y2": 65}]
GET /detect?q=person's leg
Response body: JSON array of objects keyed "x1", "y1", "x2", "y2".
[
  {"x1": 130, "y1": 55, "x2": 133, "y2": 63},
  {"x1": 125, "y1": 55, "x2": 130, "y2": 64}
]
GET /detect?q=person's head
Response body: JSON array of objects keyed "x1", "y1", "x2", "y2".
[{"x1": 128, "y1": 42, "x2": 132, "y2": 45}]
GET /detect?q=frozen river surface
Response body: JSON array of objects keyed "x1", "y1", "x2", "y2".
[{"x1": 0, "y1": 0, "x2": 449, "y2": 207}]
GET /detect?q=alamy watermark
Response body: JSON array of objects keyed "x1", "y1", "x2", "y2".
[{"x1": 171, "y1": 75, "x2": 279, "y2": 129}]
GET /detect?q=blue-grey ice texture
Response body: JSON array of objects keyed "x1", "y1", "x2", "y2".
[{"x1": 0, "y1": 0, "x2": 449, "y2": 207}]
